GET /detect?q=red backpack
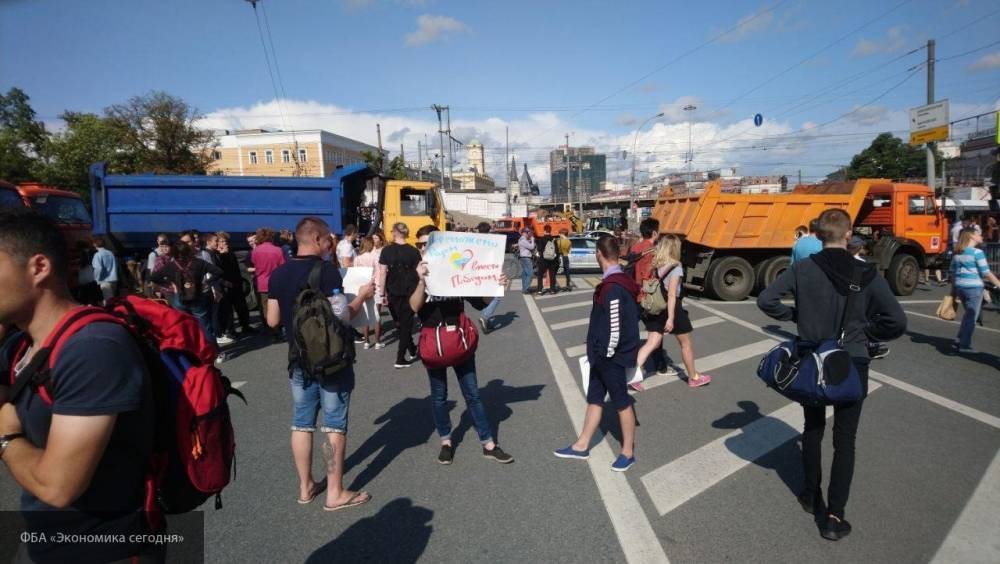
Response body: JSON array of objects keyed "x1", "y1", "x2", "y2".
[
  {"x1": 7, "y1": 295, "x2": 245, "y2": 531},
  {"x1": 418, "y1": 312, "x2": 479, "y2": 369}
]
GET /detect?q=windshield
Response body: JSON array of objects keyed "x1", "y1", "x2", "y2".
[
  {"x1": 30, "y1": 195, "x2": 91, "y2": 225},
  {"x1": 0, "y1": 188, "x2": 25, "y2": 209}
]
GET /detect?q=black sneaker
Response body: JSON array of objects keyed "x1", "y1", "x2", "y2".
[
  {"x1": 438, "y1": 444, "x2": 454, "y2": 465},
  {"x1": 537, "y1": 289, "x2": 549, "y2": 296},
  {"x1": 867, "y1": 342, "x2": 890, "y2": 360},
  {"x1": 394, "y1": 356, "x2": 419, "y2": 369},
  {"x1": 820, "y1": 515, "x2": 852, "y2": 541},
  {"x1": 483, "y1": 445, "x2": 514, "y2": 464},
  {"x1": 478, "y1": 317, "x2": 490, "y2": 334}
]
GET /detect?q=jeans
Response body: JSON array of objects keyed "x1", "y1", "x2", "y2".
[
  {"x1": 388, "y1": 294, "x2": 417, "y2": 363},
  {"x1": 482, "y1": 296, "x2": 501, "y2": 321},
  {"x1": 560, "y1": 255, "x2": 571, "y2": 287},
  {"x1": 426, "y1": 357, "x2": 493, "y2": 444},
  {"x1": 519, "y1": 257, "x2": 534, "y2": 291},
  {"x1": 956, "y1": 286, "x2": 984, "y2": 349},
  {"x1": 173, "y1": 295, "x2": 216, "y2": 345},
  {"x1": 801, "y1": 360, "x2": 867, "y2": 519},
  {"x1": 289, "y1": 366, "x2": 354, "y2": 433}
]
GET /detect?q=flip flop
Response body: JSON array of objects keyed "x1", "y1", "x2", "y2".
[
  {"x1": 323, "y1": 491, "x2": 372, "y2": 512},
  {"x1": 296, "y1": 479, "x2": 327, "y2": 504}
]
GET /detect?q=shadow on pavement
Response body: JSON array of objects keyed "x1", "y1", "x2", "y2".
[
  {"x1": 488, "y1": 311, "x2": 519, "y2": 332},
  {"x1": 344, "y1": 397, "x2": 438, "y2": 492},
  {"x1": 453, "y1": 378, "x2": 545, "y2": 447},
  {"x1": 762, "y1": 324, "x2": 797, "y2": 341},
  {"x1": 713, "y1": 401, "x2": 803, "y2": 500},
  {"x1": 304, "y1": 498, "x2": 433, "y2": 563},
  {"x1": 906, "y1": 330, "x2": 1000, "y2": 371}
]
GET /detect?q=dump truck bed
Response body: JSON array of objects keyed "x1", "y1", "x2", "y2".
[{"x1": 652, "y1": 179, "x2": 882, "y2": 250}]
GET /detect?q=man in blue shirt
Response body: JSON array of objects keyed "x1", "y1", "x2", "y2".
[
  {"x1": 91, "y1": 235, "x2": 118, "y2": 304},
  {"x1": 791, "y1": 218, "x2": 823, "y2": 265}
]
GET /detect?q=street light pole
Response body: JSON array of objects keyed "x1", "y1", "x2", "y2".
[
  {"x1": 630, "y1": 112, "x2": 665, "y2": 209},
  {"x1": 683, "y1": 104, "x2": 697, "y2": 176}
]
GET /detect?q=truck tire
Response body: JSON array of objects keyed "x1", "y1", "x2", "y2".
[
  {"x1": 754, "y1": 255, "x2": 791, "y2": 294},
  {"x1": 887, "y1": 254, "x2": 919, "y2": 296},
  {"x1": 706, "y1": 256, "x2": 755, "y2": 301}
]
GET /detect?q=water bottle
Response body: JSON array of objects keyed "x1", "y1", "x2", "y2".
[{"x1": 329, "y1": 289, "x2": 349, "y2": 322}]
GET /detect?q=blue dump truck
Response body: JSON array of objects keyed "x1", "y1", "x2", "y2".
[{"x1": 89, "y1": 162, "x2": 446, "y2": 253}]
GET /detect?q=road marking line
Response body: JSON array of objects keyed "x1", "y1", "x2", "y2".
[
  {"x1": 542, "y1": 300, "x2": 592, "y2": 313},
  {"x1": 702, "y1": 299, "x2": 943, "y2": 305},
  {"x1": 551, "y1": 317, "x2": 590, "y2": 331},
  {"x1": 931, "y1": 447, "x2": 1000, "y2": 564},
  {"x1": 232, "y1": 381, "x2": 247, "y2": 389},
  {"x1": 905, "y1": 310, "x2": 1000, "y2": 334},
  {"x1": 640, "y1": 382, "x2": 882, "y2": 516},
  {"x1": 689, "y1": 300, "x2": 1000, "y2": 430},
  {"x1": 562, "y1": 316, "x2": 727, "y2": 359},
  {"x1": 523, "y1": 287, "x2": 670, "y2": 563},
  {"x1": 534, "y1": 289, "x2": 594, "y2": 300},
  {"x1": 869, "y1": 371, "x2": 1000, "y2": 430},
  {"x1": 641, "y1": 338, "x2": 776, "y2": 392}
]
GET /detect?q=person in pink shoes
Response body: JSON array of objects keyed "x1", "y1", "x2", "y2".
[{"x1": 645, "y1": 235, "x2": 711, "y2": 388}]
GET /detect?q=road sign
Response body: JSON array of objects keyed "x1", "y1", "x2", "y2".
[
  {"x1": 753, "y1": 113, "x2": 763, "y2": 127},
  {"x1": 909, "y1": 100, "x2": 949, "y2": 145}
]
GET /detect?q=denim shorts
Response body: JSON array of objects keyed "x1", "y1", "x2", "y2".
[{"x1": 290, "y1": 366, "x2": 354, "y2": 434}]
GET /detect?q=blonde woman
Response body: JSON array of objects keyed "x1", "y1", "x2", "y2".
[
  {"x1": 353, "y1": 236, "x2": 383, "y2": 349},
  {"x1": 951, "y1": 227, "x2": 1000, "y2": 353},
  {"x1": 634, "y1": 235, "x2": 711, "y2": 388}
]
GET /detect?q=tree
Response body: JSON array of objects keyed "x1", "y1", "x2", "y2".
[
  {"x1": 360, "y1": 149, "x2": 384, "y2": 173},
  {"x1": 844, "y1": 133, "x2": 929, "y2": 180},
  {"x1": 387, "y1": 155, "x2": 407, "y2": 180},
  {"x1": 0, "y1": 88, "x2": 48, "y2": 183},
  {"x1": 36, "y1": 112, "x2": 129, "y2": 197},
  {"x1": 104, "y1": 91, "x2": 215, "y2": 174}
]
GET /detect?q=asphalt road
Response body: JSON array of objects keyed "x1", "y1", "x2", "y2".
[{"x1": 1, "y1": 265, "x2": 997, "y2": 563}]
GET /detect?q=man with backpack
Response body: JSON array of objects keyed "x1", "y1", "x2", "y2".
[
  {"x1": 554, "y1": 235, "x2": 641, "y2": 472},
  {"x1": 149, "y1": 241, "x2": 223, "y2": 346},
  {"x1": 758, "y1": 208, "x2": 906, "y2": 541},
  {"x1": 267, "y1": 216, "x2": 375, "y2": 512},
  {"x1": 380, "y1": 222, "x2": 423, "y2": 369},
  {"x1": 0, "y1": 209, "x2": 157, "y2": 562},
  {"x1": 536, "y1": 225, "x2": 560, "y2": 295}
]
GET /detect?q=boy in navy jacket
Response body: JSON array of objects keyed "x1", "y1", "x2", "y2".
[{"x1": 555, "y1": 236, "x2": 641, "y2": 472}]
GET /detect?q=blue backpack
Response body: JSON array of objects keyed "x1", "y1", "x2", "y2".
[{"x1": 756, "y1": 265, "x2": 864, "y2": 406}]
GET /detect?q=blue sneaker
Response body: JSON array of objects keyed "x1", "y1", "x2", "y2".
[
  {"x1": 611, "y1": 454, "x2": 635, "y2": 472},
  {"x1": 554, "y1": 446, "x2": 590, "y2": 460}
]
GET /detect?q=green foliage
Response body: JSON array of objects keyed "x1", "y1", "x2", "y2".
[
  {"x1": 36, "y1": 112, "x2": 128, "y2": 196},
  {"x1": 360, "y1": 149, "x2": 384, "y2": 173},
  {"x1": 104, "y1": 91, "x2": 215, "y2": 174},
  {"x1": 844, "y1": 133, "x2": 930, "y2": 181},
  {"x1": 0, "y1": 88, "x2": 49, "y2": 183},
  {"x1": 387, "y1": 155, "x2": 407, "y2": 180}
]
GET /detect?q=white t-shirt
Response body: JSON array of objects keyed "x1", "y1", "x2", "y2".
[
  {"x1": 336, "y1": 239, "x2": 356, "y2": 261},
  {"x1": 657, "y1": 264, "x2": 684, "y2": 298}
]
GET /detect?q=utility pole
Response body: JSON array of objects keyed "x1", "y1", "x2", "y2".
[
  {"x1": 798, "y1": 169, "x2": 802, "y2": 187},
  {"x1": 417, "y1": 140, "x2": 423, "y2": 180},
  {"x1": 376, "y1": 123, "x2": 384, "y2": 173},
  {"x1": 926, "y1": 39, "x2": 936, "y2": 191},
  {"x1": 400, "y1": 143, "x2": 405, "y2": 176},
  {"x1": 578, "y1": 150, "x2": 584, "y2": 218},
  {"x1": 432, "y1": 105, "x2": 447, "y2": 190},
  {"x1": 505, "y1": 126, "x2": 511, "y2": 215},
  {"x1": 565, "y1": 133, "x2": 571, "y2": 206},
  {"x1": 446, "y1": 107, "x2": 454, "y2": 191}
]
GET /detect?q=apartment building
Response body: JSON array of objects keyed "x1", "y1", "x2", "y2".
[{"x1": 206, "y1": 129, "x2": 380, "y2": 177}]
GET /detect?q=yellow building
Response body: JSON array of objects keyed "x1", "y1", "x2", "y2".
[{"x1": 206, "y1": 129, "x2": 380, "y2": 177}]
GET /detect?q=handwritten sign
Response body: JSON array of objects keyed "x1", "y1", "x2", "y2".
[
  {"x1": 424, "y1": 231, "x2": 506, "y2": 297},
  {"x1": 340, "y1": 267, "x2": 373, "y2": 295}
]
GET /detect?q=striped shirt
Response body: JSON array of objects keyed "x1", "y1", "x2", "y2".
[{"x1": 951, "y1": 247, "x2": 991, "y2": 289}]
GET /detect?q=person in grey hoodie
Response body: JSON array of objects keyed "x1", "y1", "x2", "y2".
[
  {"x1": 517, "y1": 229, "x2": 535, "y2": 293},
  {"x1": 757, "y1": 208, "x2": 906, "y2": 542}
]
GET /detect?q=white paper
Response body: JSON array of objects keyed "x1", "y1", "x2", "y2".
[
  {"x1": 341, "y1": 267, "x2": 374, "y2": 295},
  {"x1": 579, "y1": 356, "x2": 640, "y2": 401},
  {"x1": 423, "y1": 231, "x2": 507, "y2": 297}
]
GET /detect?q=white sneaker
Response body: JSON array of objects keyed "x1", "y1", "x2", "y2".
[
  {"x1": 217, "y1": 335, "x2": 235, "y2": 345},
  {"x1": 657, "y1": 365, "x2": 679, "y2": 376},
  {"x1": 363, "y1": 342, "x2": 371, "y2": 350},
  {"x1": 374, "y1": 342, "x2": 386, "y2": 350}
]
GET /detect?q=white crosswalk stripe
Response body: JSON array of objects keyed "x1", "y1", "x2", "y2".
[
  {"x1": 640, "y1": 382, "x2": 882, "y2": 516},
  {"x1": 541, "y1": 300, "x2": 592, "y2": 313},
  {"x1": 563, "y1": 316, "x2": 726, "y2": 359},
  {"x1": 232, "y1": 381, "x2": 247, "y2": 389},
  {"x1": 551, "y1": 318, "x2": 590, "y2": 331}
]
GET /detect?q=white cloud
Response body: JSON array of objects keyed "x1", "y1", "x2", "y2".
[
  {"x1": 852, "y1": 25, "x2": 908, "y2": 57},
  {"x1": 843, "y1": 105, "x2": 890, "y2": 126},
  {"x1": 719, "y1": 7, "x2": 775, "y2": 43},
  {"x1": 969, "y1": 52, "x2": 1000, "y2": 71},
  {"x1": 616, "y1": 114, "x2": 639, "y2": 127},
  {"x1": 658, "y1": 96, "x2": 711, "y2": 124},
  {"x1": 404, "y1": 14, "x2": 467, "y2": 46}
]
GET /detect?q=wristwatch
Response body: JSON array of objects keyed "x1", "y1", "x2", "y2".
[{"x1": 0, "y1": 433, "x2": 25, "y2": 460}]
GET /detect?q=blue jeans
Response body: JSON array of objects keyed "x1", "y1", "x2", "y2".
[
  {"x1": 482, "y1": 296, "x2": 501, "y2": 321},
  {"x1": 290, "y1": 366, "x2": 354, "y2": 433},
  {"x1": 426, "y1": 357, "x2": 493, "y2": 444},
  {"x1": 956, "y1": 286, "x2": 984, "y2": 349},
  {"x1": 173, "y1": 295, "x2": 216, "y2": 346},
  {"x1": 519, "y1": 257, "x2": 533, "y2": 291}
]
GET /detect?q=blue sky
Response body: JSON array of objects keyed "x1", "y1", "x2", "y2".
[{"x1": 2, "y1": 0, "x2": 998, "y2": 189}]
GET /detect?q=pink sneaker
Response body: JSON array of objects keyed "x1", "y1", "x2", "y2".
[
  {"x1": 688, "y1": 374, "x2": 712, "y2": 388},
  {"x1": 629, "y1": 382, "x2": 645, "y2": 392}
]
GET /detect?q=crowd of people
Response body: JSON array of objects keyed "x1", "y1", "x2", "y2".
[{"x1": 0, "y1": 203, "x2": 996, "y2": 562}]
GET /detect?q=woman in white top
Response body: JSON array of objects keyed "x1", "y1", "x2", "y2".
[{"x1": 353, "y1": 236, "x2": 383, "y2": 349}]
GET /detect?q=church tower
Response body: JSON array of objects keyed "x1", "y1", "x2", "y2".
[{"x1": 467, "y1": 139, "x2": 486, "y2": 176}]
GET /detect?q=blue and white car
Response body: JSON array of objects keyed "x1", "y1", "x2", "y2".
[{"x1": 568, "y1": 237, "x2": 600, "y2": 271}]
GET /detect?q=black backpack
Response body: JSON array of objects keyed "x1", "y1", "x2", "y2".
[
  {"x1": 290, "y1": 261, "x2": 355, "y2": 381},
  {"x1": 177, "y1": 259, "x2": 201, "y2": 303}
]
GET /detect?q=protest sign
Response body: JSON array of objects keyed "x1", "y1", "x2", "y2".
[
  {"x1": 341, "y1": 267, "x2": 373, "y2": 295},
  {"x1": 423, "y1": 231, "x2": 506, "y2": 297}
]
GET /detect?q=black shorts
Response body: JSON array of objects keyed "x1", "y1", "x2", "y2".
[
  {"x1": 586, "y1": 360, "x2": 632, "y2": 410},
  {"x1": 641, "y1": 300, "x2": 693, "y2": 335}
]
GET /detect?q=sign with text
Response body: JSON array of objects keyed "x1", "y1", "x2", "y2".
[
  {"x1": 909, "y1": 100, "x2": 949, "y2": 145},
  {"x1": 424, "y1": 231, "x2": 506, "y2": 297}
]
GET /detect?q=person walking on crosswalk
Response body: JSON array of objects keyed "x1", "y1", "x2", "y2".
[{"x1": 554, "y1": 235, "x2": 641, "y2": 472}]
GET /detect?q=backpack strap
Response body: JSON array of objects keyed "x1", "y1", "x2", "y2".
[
  {"x1": 837, "y1": 264, "x2": 863, "y2": 342},
  {"x1": 306, "y1": 259, "x2": 324, "y2": 292}
]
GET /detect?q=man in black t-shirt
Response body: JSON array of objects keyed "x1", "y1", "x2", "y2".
[
  {"x1": 266, "y1": 216, "x2": 374, "y2": 512},
  {"x1": 379, "y1": 222, "x2": 422, "y2": 369},
  {"x1": 0, "y1": 209, "x2": 155, "y2": 563}
]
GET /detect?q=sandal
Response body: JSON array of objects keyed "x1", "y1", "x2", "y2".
[
  {"x1": 297, "y1": 479, "x2": 327, "y2": 504},
  {"x1": 323, "y1": 491, "x2": 372, "y2": 512}
]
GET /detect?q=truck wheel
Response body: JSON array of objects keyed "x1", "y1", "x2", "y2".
[
  {"x1": 887, "y1": 254, "x2": 919, "y2": 296},
  {"x1": 706, "y1": 256, "x2": 755, "y2": 301},
  {"x1": 755, "y1": 255, "x2": 791, "y2": 294}
]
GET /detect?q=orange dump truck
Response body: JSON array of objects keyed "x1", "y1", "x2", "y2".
[
  {"x1": 494, "y1": 216, "x2": 575, "y2": 237},
  {"x1": 651, "y1": 178, "x2": 949, "y2": 301}
]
